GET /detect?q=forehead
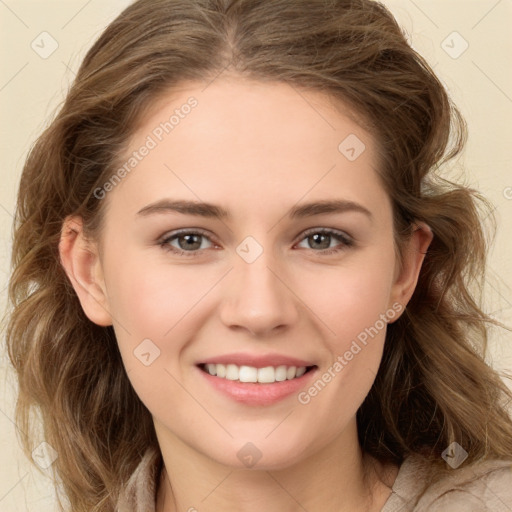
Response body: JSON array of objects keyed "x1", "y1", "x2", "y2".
[
  {"x1": 132, "y1": 77, "x2": 371, "y2": 152},
  {"x1": 108, "y1": 78, "x2": 388, "y2": 221}
]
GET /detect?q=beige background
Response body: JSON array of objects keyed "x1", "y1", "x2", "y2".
[{"x1": 1, "y1": 0, "x2": 511, "y2": 510}]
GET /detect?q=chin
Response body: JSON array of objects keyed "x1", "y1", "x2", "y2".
[{"x1": 203, "y1": 437, "x2": 313, "y2": 471}]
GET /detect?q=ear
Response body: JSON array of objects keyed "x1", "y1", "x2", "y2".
[
  {"x1": 387, "y1": 221, "x2": 433, "y2": 321},
  {"x1": 58, "y1": 216, "x2": 113, "y2": 326}
]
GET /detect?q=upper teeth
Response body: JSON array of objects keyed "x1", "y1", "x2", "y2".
[{"x1": 204, "y1": 363, "x2": 307, "y2": 383}]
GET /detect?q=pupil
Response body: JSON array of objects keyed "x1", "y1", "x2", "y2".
[
  {"x1": 311, "y1": 233, "x2": 329, "y2": 249},
  {"x1": 177, "y1": 234, "x2": 331, "y2": 251},
  {"x1": 181, "y1": 234, "x2": 200, "y2": 250}
]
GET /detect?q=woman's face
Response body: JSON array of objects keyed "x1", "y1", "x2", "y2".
[{"x1": 66, "y1": 78, "x2": 429, "y2": 470}]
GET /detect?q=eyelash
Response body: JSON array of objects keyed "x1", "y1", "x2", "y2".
[{"x1": 158, "y1": 228, "x2": 354, "y2": 258}]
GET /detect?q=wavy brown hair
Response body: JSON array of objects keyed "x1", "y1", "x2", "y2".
[{"x1": 5, "y1": 0, "x2": 512, "y2": 510}]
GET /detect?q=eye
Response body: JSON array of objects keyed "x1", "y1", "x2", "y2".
[
  {"x1": 159, "y1": 229, "x2": 216, "y2": 257},
  {"x1": 159, "y1": 227, "x2": 354, "y2": 258},
  {"x1": 295, "y1": 228, "x2": 354, "y2": 255}
]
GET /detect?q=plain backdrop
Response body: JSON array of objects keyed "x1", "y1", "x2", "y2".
[{"x1": 1, "y1": 1, "x2": 511, "y2": 510}]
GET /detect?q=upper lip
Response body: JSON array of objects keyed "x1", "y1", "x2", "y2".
[{"x1": 198, "y1": 352, "x2": 316, "y2": 369}]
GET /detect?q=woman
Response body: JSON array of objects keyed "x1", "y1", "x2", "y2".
[{"x1": 6, "y1": 0, "x2": 512, "y2": 511}]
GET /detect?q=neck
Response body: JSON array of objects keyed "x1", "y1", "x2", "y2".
[{"x1": 154, "y1": 419, "x2": 398, "y2": 512}]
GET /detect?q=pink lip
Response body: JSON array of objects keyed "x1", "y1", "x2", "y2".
[
  {"x1": 196, "y1": 365, "x2": 318, "y2": 406},
  {"x1": 198, "y1": 352, "x2": 315, "y2": 368}
]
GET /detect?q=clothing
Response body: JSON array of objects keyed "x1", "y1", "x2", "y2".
[
  {"x1": 116, "y1": 446, "x2": 512, "y2": 511},
  {"x1": 381, "y1": 454, "x2": 512, "y2": 511}
]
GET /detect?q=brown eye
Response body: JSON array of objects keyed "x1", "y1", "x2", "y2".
[
  {"x1": 296, "y1": 229, "x2": 354, "y2": 254},
  {"x1": 306, "y1": 233, "x2": 332, "y2": 250},
  {"x1": 174, "y1": 234, "x2": 203, "y2": 251},
  {"x1": 160, "y1": 229, "x2": 215, "y2": 256}
]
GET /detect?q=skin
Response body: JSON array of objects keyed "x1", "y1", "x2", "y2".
[{"x1": 59, "y1": 77, "x2": 432, "y2": 512}]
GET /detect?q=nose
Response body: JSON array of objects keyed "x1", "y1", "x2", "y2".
[{"x1": 218, "y1": 249, "x2": 300, "y2": 337}]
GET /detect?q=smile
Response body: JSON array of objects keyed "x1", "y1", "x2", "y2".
[{"x1": 199, "y1": 363, "x2": 316, "y2": 384}]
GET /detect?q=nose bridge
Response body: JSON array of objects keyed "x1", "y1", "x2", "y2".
[{"x1": 218, "y1": 236, "x2": 299, "y2": 335}]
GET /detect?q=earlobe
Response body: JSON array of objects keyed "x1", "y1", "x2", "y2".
[
  {"x1": 388, "y1": 221, "x2": 433, "y2": 321},
  {"x1": 58, "y1": 216, "x2": 113, "y2": 327}
]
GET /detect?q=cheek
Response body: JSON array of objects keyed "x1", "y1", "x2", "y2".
[
  {"x1": 98, "y1": 241, "x2": 396, "y2": 458},
  {"x1": 296, "y1": 264, "x2": 395, "y2": 433},
  {"x1": 105, "y1": 242, "x2": 396, "y2": 357},
  {"x1": 103, "y1": 253, "x2": 203, "y2": 414},
  {"x1": 332, "y1": 273, "x2": 392, "y2": 345},
  {"x1": 104, "y1": 251, "x2": 209, "y2": 338},
  {"x1": 294, "y1": 254, "x2": 396, "y2": 350}
]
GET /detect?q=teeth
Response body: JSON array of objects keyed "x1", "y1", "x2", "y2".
[
  {"x1": 206, "y1": 364, "x2": 217, "y2": 376},
  {"x1": 202, "y1": 363, "x2": 309, "y2": 383},
  {"x1": 296, "y1": 366, "x2": 306, "y2": 377},
  {"x1": 239, "y1": 365, "x2": 257, "y2": 382}
]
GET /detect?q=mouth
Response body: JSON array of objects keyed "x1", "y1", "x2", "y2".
[{"x1": 197, "y1": 363, "x2": 317, "y2": 384}]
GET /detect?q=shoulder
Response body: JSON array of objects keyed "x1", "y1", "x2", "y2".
[
  {"x1": 116, "y1": 445, "x2": 162, "y2": 512},
  {"x1": 383, "y1": 453, "x2": 512, "y2": 512},
  {"x1": 423, "y1": 458, "x2": 512, "y2": 512}
]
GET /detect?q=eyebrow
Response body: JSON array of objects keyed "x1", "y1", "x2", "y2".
[{"x1": 136, "y1": 198, "x2": 373, "y2": 221}]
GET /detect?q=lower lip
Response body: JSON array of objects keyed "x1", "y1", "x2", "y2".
[{"x1": 197, "y1": 366, "x2": 318, "y2": 406}]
